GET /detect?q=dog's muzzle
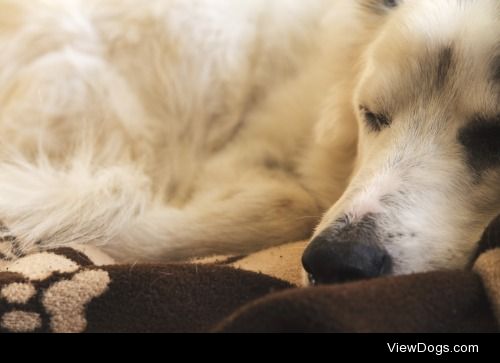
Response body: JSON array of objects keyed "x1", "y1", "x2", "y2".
[{"x1": 302, "y1": 221, "x2": 392, "y2": 285}]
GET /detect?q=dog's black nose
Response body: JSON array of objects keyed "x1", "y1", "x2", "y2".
[{"x1": 302, "y1": 231, "x2": 392, "y2": 285}]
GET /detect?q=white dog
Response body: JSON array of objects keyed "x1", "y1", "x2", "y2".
[{"x1": 0, "y1": 0, "x2": 499, "y2": 284}]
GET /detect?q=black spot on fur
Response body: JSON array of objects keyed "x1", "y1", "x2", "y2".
[
  {"x1": 458, "y1": 116, "x2": 500, "y2": 173},
  {"x1": 436, "y1": 47, "x2": 453, "y2": 89}
]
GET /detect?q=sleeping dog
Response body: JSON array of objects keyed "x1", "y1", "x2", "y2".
[{"x1": 0, "y1": 0, "x2": 498, "y2": 285}]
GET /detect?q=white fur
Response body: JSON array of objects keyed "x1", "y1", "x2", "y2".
[{"x1": 0, "y1": 0, "x2": 499, "y2": 277}]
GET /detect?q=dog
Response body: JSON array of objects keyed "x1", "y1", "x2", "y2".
[{"x1": 0, "y1": 0, "x2": 498, "y2": 285}]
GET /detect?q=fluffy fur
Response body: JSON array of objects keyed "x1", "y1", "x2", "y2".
[{"x1": 0, "y1": 0, "x2": 499, "y2": 277}]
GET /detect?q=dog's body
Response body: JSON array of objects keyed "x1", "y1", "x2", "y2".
[
  {"x1": 0, "y1": 0, "x2": 351, "y2": 261},
  {"x1": 1, "y1": 0, "x2": 499, "y2": 281}
]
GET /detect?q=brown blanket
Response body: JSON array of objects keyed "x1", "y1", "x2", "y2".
[{"x1": 0, "y1": 219, "x2": 499, "y2": 333}]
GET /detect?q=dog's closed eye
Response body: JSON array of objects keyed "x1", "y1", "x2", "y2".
[
  {"x1": 361, "y1": 0, "x2": 400, "y2": 15},
  {"x1": 383, "y1": 0, "x2": 399, "y2": 8},
  {"x1": 359, "y1": 105, "x2": 392, "y2": 132}
]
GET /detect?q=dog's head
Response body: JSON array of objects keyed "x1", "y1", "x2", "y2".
[{"x1": 303, "y1": 0, "x2": 500, "y2": 284}]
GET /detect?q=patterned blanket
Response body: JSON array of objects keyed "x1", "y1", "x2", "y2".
[{"x1": 0, "y1": 219, "x2": 499, "y2": 333}]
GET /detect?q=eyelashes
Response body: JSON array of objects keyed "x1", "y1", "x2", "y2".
[{"x1": 359, "y1": 106, "x2": 392, "y2": 132}]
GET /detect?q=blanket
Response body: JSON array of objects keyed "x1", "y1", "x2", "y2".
[{"x1": 0, "y1": 218, "x2": 499, "y2": 333}]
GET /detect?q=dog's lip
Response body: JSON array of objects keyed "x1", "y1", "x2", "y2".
[{"x1": 307, "y1": 272, "x2": 386, "y2": 286}]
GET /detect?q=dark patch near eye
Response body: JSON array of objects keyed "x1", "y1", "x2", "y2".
[
  {"x1": 436, "y1": 47, "x2": 453, "y2": 89},
  {"x1": 360, "y1": 106, "x2": 392, "y2": 132},
  {"x1": 458, "y1": 116, "x2": 500, "y2": 173}
]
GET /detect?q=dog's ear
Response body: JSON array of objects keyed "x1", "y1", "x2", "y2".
[{"x1": 469, "y1": 215, "x2": 500, "y2": 266}]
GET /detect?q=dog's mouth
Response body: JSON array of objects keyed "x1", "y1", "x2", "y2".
[{"x1": 306, "y1": 272, "x2": 364, "y2": 286}]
